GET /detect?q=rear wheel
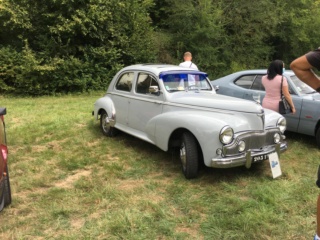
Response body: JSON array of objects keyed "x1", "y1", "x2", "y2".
[
  {"x1": 180, "y1": 132, "x2": 199, "y2": 179},
  {"x1": 100, "y1": 110, "x2": 118, "y2": 137}
]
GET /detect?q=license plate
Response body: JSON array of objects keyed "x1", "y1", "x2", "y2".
[{"x1": 252, "y1": 154, "x2": 268, "y2": 162}]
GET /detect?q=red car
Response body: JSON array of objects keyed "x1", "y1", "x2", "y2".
[{"x1": 0, "y1": 107, "x2": 11, "y2": 211}]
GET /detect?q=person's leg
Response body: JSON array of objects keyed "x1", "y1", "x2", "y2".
[
  {"x1": 290, "y1": 55, "x2": 320, "y2": 92},
  {"x1": 317, "y1": 195, "x2": 320, "y2": 239}
]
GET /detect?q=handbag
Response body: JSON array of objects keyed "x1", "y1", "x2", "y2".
[{"x1": 279, "y1": 76, "x2": 291, "y2": 114}]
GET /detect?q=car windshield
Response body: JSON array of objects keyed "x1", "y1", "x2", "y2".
[
  {"x1": 161, "y1": 72, "x2": 212, "y2": 92},
  {"x1": 290, "y1": 75, "x2": 317, "y2": 94}
]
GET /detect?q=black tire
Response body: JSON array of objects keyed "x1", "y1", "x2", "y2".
[
  {"x1": 0, "y1": 189, "x2": 4, "y2": 212},
  {"x1": 100, "y1": 110, "x2": 118, "y2": 137},
  {"x1": 4, "y1": 164, "x2": 11, "y2": 206},
  {"x1": 180, "y1": 132, "x2": 199, "y2": 179},
  {"x1": 316, "y1": 127, "x2": 320, "y2": 149}
]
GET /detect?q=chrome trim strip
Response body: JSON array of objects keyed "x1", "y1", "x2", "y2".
[{"x1": 108, "y1": 92, "x2": 264, "y2": 115}]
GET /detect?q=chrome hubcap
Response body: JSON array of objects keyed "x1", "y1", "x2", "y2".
[
  {"x1": 102, "y1": 114, "x2": 110, "y2": 132},
  {"x1": 180, "y1": 143, "x2": 186, "y2": 170}
]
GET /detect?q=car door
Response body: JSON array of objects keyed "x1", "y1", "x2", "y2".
[
  {"x1": 111, "y1": 71, "x2": 135, "y2": 126},
  {"x1": 295, "y1": 96, "x2": 318, "y2": 136},
  {"x1": 128, "y1": 72, "x2": 163, "y2": 134},
  {"x1": 285, "y1": 94, "x2": 301, "y2": 132},
  {"x1": 233, "y1": 74, "x2": 263, "y2": 101},
  {"x1": 249, "y1": 74, "x2": 301, "y2": 132},
  {"x1": 234, "y1": 74, "x2": 265, "y2": 103},
  {"x1": 247, "y1": 74, "x2": 266, "y2": 103},
  {"x1": 286, "y1": 75, "x2": 317, "y2": 134}
]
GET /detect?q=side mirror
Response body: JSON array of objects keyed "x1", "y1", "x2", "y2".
[
  {"x1": 149, "y1": 86, "x2": 160, "y2": 95},
  {"x1": 214, "y1": 85, "x2": 219, "y2": 91}
]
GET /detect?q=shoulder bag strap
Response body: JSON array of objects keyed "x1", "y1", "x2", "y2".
[{"x1": 280, "y1": 76, "x2": 284, "y2": 98}]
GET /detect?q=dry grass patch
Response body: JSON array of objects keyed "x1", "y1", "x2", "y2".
[
  {"x1": 0, "y1": 94, "x2": 319, "y2": 239},
  {"x1": 54, "y1": 169, "x2": 92, "y2": 189}
]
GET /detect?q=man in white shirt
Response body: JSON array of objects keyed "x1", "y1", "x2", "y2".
[{"x1": 179, "y1": 52, "x2": 199, "y2": 70}]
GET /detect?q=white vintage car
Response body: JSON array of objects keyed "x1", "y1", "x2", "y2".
[{"x1": 93, "y1": 64, "x2": 287, "y2": 179}]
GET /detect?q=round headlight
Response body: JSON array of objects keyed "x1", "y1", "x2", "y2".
[
  {"x1": 219, "y1": 126, "x2": 234, "y2": 145},
  {"x1": 238, "y1": 140, "x2": 246, "y2": 152},
  {"x1": 274, "y1": 133, "x2": 281, "y2": 143},
  {"x1": 277, "y1": 117, "x2": 287, "y2": 133}
]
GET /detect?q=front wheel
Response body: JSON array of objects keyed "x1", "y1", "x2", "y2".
[
  {"x1": 0, "y1": 165, "x2": 11, "y2": 211},
  {"x1": 0, "y1": 189, "x2": 4, "y2": 212},
  {"x1": 4, "y1": 165, "x2": 11, "y2": 206},
  {"x1": 180, "y1": 132, "x2": 199, "y2": 179},
  {"x1": 100, "y1": 110, "x2": 118, "y2": 137}
]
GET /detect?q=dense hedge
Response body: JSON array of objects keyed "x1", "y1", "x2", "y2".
[{"x1": 1, "y1": 0, "x2": 320, "y2": 95}]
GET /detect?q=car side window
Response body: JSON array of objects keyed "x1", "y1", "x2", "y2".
[
  {"x1": 234, "y1": 75, "x2": 255, "y2": 89},
  {"x1": 136, "y1": 73, "x2": 159, "y2": 94},
  {"x1": 251, "y1": 75, "x2": 265, "y2": 91},
  {"x1": 115, "y1": 72, "x2": 134, "y2": 92}
]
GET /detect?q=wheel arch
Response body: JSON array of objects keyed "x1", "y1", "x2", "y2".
[
  {"x1": 168, "y1": 128, "x2": 204, "y2": 162},
  {"x1": 94, "y1": 97, "x2": 115, "y2": 121},
  {"x1": 315, "y1": 119, "x2": 320, "y2": 137}
]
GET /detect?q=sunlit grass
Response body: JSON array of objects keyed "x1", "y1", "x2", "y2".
[{"x1": 0, "y1": 93, "x2": 319, "y2": 239}]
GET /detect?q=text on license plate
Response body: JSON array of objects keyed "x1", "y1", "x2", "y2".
[{"x1": 252, "y1": 154, "x2": 268, "y2": 162}]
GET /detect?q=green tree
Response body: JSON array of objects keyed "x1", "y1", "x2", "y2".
[
  {"x1": 151, "y1": 0, "x2": 284, "y2": 77},
  {"x1": 270, "y1": 0, "x2": 320, "y2": 64},
  {"x1": 156, "y1": 0, "x2": 225, "y2": 76},
  {"x1": 0, "y1": 0, "x2": 156, "y2": 95}
]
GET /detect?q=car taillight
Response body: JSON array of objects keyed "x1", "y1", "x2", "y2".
[{"x1": 0, "y1": 144, "x2": 8, "y2": 163}]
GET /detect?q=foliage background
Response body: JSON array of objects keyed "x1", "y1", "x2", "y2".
[{"x1": 1, "y1": 0, "x2": 320, "y2": 95}]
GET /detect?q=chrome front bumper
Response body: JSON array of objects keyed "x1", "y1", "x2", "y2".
[{"x1": 211, "y1": 142, "x2": 287, "y2": 168}]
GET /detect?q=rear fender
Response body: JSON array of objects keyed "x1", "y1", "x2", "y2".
[{"x1": 93, "y1": 97, "x2": 116, "y2": 121}]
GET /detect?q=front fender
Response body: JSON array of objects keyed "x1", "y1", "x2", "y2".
[
  {"x1": 263, "y1": 108, "x2": 284, "y2": 128},
  {"x1": 148, "y1": 110, "x2": 264, "y2": 152}
]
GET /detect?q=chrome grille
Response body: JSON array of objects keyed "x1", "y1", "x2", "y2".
[{"x1": 222, "y1": 128, "x2": 281, "y2": 156}]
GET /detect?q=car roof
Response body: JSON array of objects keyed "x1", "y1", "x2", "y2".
[
  {"x1": 238, "y1": 69, "x2": 294, "y2": 75},
  {"x1": 213, "y1": 69, "x2": 296, "y2": 81},
  {"x1": 225, "y1": 69, "x2": 295, "y2": 75},
  {"x1": 121, "y1": 64, "x2": 203, "y2": 75}
]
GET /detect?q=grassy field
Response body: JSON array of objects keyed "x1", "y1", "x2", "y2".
[{"x1": 0, "y1": 93, "x2": 319, "y2": 240}]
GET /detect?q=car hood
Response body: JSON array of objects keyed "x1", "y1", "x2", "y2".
[
  {"x1": 299, "y1": 92, "x2": 320, "y2": 101},
  {"x1": 168, "y1": 92, "x2": 263, "y2": 113},
  {"x1": 312, "y1": 92, "x2": 320, "y2": 100}
]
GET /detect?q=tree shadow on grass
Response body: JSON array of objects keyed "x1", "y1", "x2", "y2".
[
  {"x1": 107, "y1": 130, "x2": 275, "y2": 184},
  {"x1": 89, "y1": 121, "x2": 305, "y2": 184}
]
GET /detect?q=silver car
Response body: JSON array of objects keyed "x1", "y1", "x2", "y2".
[
  {"x1": 93, "y1": 64, "x2": 287, "y2": 179},
  {"x1": 212, "y1": 70, "x2": 320, "y2": 148}
]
